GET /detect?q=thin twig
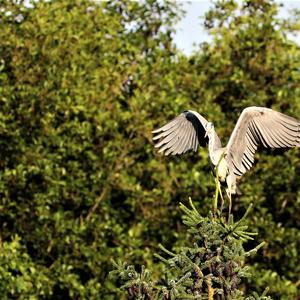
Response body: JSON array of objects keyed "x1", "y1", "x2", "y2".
[{"x1": 86, "y1": 187, "x2": 109, "y2": 221}]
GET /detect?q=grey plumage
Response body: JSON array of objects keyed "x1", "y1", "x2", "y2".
[{"x1": 152, "y1": 107, "x2": 300, "y2": 200}]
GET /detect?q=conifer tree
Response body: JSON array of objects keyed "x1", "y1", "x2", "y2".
[{"x1": 111, "y1": 182, "x2": 269, "y2": 299}]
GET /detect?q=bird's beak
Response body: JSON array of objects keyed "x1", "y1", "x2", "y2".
[{"x1": 204, "y1": 131, "x2": 208, "y2": 138}]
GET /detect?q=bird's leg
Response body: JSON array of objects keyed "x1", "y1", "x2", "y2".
[
  {"x1": 219, "y1": 185, "x2": 224, "y2": 214},
  {"x1": 228, "y1": 194, "x2": 232, "y2": 223},
  {"x1": 216, "y1": 179, "x2": 225, "y2": 219},
  {"x1": 225, "y1": 174, "x2": 237, "y2": 222},
  {"x1": 213, "y1": 178, "x2": 219, "y2": 217},
  {"x1": 226, "y1": 188, "x2": 232, "y2": 223},
  {"x1": 213, "y1": 151, "x2": 226, "y2": 216}
]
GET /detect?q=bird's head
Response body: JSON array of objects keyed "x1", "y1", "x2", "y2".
[{"x1": 204, "y1": 122, "x2": 214, "y2": 138}]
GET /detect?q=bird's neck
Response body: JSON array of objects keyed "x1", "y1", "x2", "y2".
[
  {"x1": 208, "y1": 130, "x2": 219, "y2": 165},
  {"x1": 208, "y1": 130, "x2": 217, "y2": 150}
]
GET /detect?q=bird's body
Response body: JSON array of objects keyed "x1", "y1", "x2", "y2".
[{"x1": 152, "y1": 107, "x2": 300, "y2": 203}]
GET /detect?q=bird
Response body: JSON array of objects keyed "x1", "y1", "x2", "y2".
[{"x1": 152, "y1": 107, "x2": 300, "y2": 214}]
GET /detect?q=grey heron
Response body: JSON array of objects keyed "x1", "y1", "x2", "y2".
[{"x1": 152, "y1": 107, "x2": 300, "y2": 213}]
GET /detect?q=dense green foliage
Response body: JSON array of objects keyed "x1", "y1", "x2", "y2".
[{"x1": 0, "y1": 0, "x2": 299, "y2": 299}]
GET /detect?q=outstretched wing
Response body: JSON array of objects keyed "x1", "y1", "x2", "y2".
[
  {"x1": 152, "y1": 110, "x2": 210, "y2": 156},
  {"x1": 226, "y1": 106, "x2": 300, "y2": 176}
]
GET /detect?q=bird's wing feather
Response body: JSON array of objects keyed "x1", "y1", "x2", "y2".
[
  {"x1": 226, "y1": 107, "x2": 300, "y2": 176},
  {"x1": 152, "y1": 110, "x2": 209, "y2": 156}
]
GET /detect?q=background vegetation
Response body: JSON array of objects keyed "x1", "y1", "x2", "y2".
[{"x1": 0, "y1": 0, "x2": 299, "y2": 299}]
